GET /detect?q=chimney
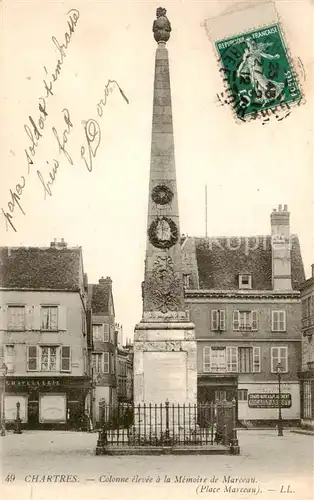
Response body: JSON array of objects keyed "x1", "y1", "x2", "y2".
[
  {"x1": 50, "y1": 238, "x2": 57, "y2": 248},
  {"x1": 270, "y1": 204, "x2": 291, "y2": 290},
  {"x1": 311, "y1": 264, "x2": 314, "y2": 277},
  {"x1": 98, "y1": 276, "x2": 112, "y2": 286}
]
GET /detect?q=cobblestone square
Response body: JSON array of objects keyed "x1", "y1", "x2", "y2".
[{"x1": 1, "y1": 430, "x2": 313, "y2": 500}]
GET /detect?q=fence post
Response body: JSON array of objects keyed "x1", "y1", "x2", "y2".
[
  {"x1": 230, "y1": 400, "x2": 240, "y2": 455},
  {"x1": 164, "y1": 400, "x2": 171, "y2": 445}
]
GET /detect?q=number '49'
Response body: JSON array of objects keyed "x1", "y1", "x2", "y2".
[{"x1": 5, "y1": 473, "x2": 16, "y2": 482}]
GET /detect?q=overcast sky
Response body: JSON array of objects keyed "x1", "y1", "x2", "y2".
[{"x1": 1, "y1": 0, "x2": 313, "y2": 339}]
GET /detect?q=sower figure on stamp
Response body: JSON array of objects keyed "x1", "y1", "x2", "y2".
[
  {"x1": 237, "y1": 38, "x2": 285, "y2": 105},
  {"x1": 153, "y1": 7, "x2": 172, "y2": 43}
]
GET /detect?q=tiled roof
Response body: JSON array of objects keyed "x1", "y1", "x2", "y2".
[
  {"x1": 194, "y1": 235, "x2": 305, "y2": 291},
  {"x1": 0, "y1": 246, "x2": 82, "y2": 290},
  {"x1": 88, "y1": 283, "x2": 110, "y2": 314}
]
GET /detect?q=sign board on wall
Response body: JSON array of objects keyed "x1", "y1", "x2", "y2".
[
  {"x1": 39, "y1": 394, "x2": 66, "y2": 422},
  {"x1": 248, "y1": 393, "x2": 292, "y2": 408}
]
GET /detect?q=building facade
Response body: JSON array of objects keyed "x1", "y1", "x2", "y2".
[
  {"x1": 299, "y1": 264, "x2": 314, "y2": 428},
  {"x1": 0, "y1": 241, "x2": 90, "y2": 429},
  {"x1": 88, "y1": 277, "x2": 117, "y2": 426},
  {"x1": 182, "y1": 205, "x2": 305, "y2": 425},
  {"x1": 117, "y1": 344, "x2": 133, "y2": 403}
]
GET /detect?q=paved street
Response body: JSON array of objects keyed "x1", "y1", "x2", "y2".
[{"x1": 1, "y1": 430, "x2": 313, "y2": 500}]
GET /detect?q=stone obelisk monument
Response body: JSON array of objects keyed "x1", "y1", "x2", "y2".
[{"x1": 134, "y1": 8, "x2": 197, "y2": 406}]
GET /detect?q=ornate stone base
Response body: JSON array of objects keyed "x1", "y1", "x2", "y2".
[{"x1": 133, "y1": 319, "x2": 197, "y2": 405}]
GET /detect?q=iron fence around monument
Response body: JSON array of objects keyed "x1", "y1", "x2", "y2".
[{"x1": 97, "y1": 400, "x2": 238, "y2": 449}]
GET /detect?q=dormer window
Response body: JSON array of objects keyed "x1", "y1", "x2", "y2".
[{"x1": 238, "y1": 274, "x2": 252, "y2": 289}]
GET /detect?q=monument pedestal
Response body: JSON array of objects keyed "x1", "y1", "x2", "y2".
[
  {"x1": 133, "y1": 317, "x2": 197, "y2": 441},
  {"x1": 133, "y1": 318, "x2": 197, "y2": 405}
]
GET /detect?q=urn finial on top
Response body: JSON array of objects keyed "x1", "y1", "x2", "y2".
[{"x1": 153, "y1": 7, "x2": 171, "y2": 44}]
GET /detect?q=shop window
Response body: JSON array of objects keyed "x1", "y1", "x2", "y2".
[
  {"x1": 7, "y1": 306, "x2": 25, "y2": 330},
  {"x1": 238, "y1": 389, "x2": 248, "y2": 401},
  {"x1": 39, "y1": 394, "x2": 66, "y2": 423},
  {"x1": 5, "y1": 395, "x2": 28, "y2": 422}
]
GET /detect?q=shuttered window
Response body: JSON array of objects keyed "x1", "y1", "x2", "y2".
[
  {"x1": 27, "y1": 346, "x2": 38, "y2": 371},
  {"x1": 272, "y1": 311, "x2": 286, "y2": 332},
  {"x1": 61, "y1": 346, "x2": 71, "y2": 372},
  {"x1": 211, "y1": 310, "x2": 226, "y2": 331},
  {"x1": 233, "y1": 310, "x2": 258, "y2": 331},
  {"x1": 203, "y1": 347, "x2": 211, "y2": 373}
]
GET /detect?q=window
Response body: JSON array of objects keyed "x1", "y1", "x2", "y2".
[
  {"x1": 238, "y1": 389, "x2": 248, "y2": 401},
  {"x1": 104, "y1": 324, "x2": 109, "y2": 342},
  {"x1": 215, "y1": 390, "x2": 226, "y2": 402},
  {"x1": 41, "y1": 346, "x2": 57, "y2": 371},
  {"x1": 92, "y1": 352, "x2": 109, "y2": 374},
  {"x1": 203, "y1": 347, "x2": 211, "y2": 372},
  {"x1": 109, "y1": 325, "x2": 116, "y2": 343},
  {"x1": 272, "y1": 311, "x2": 286, "y2": 332},
  {"x1": 183, "y1": 274, "x2": 191, "y2": 288},
  {"x1": 41, "y1": 306, "x2": 58, "y2": 330},
  {"x1": 211, "y1": 310, "x2": 226, "y2": 331},
  {"x1": 233, "y1": 310, "x2": 258, "y2": 331},
  {"x1": 238, "y1": 274, "x2": 252, "y2": 289},
  {"x1": 210, "y1": 347, "x2": 226, "y2": 372},
  {"x1": 238, "y1": 347, "x2": 260, "y2": 373},
  {"x1": 8, "y1": 306, "x2": 25, "y2": 330},
  {"x1": 203, "y1": 346, "x2": 237, "y2": 373},
  {"x1": 93, "y1": 324, "x2": 104, "y2": 341},
  {"x1": 27, "y1": 346, "x2": 38, "y2": 371},
  {"x1": 226, "y1": 346, "x2": 238, "y2": 372},
  {"x1": 27, "y1": 345, "x2": 71, "y2": 372},
  {"x1": 302, "y1": 297, "x2": 311, "y2": 318},
  {"x1": 0, "y1": 345, "x2": 14, "y2": 372},
  {"x1": 61, "y1": 346, "x2": 71, "y2": 372},
  {"x1": 111, "y1": 353, "x2": 115, "y2": 374},
  {"x1": 271, "y1": 347, "x2": 288, "y2": 373}
]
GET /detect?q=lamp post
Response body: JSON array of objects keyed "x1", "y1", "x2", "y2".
[
  {"x1": 277, "y1": 362, "x2": 283, "y2": 436},
  {"x1": 0, "y1": 363, "x2": 8, "y2": 437}
]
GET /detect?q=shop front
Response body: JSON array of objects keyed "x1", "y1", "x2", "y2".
[
  {"x1": 197, "y1": 375, "x2": 238, "y2": 403},
  {"x1": 4, "y1": 376, "x2": 91, "y2": 430},
  {"x1": 237, "y1": 381, "x2": 300, "y2": 426}
]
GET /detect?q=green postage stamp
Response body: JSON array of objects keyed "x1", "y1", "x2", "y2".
[{"x1": 216, "y1": 24, "x2": 301, "y2": 119}]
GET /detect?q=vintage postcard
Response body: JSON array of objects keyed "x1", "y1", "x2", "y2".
[{"x1": 0, "y1": 1, "x2": 313, "y2": 500}]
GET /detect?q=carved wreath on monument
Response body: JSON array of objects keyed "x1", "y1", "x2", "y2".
[
  {"x1": 148, "y1": 216, "x2": 178, "y2": 249},
  {"x1": 151, "y1": 184, "x2": 174, "y2": 205},
  {"x1": 145, "y1": 255, "x2": 182, "y2": 313}
]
